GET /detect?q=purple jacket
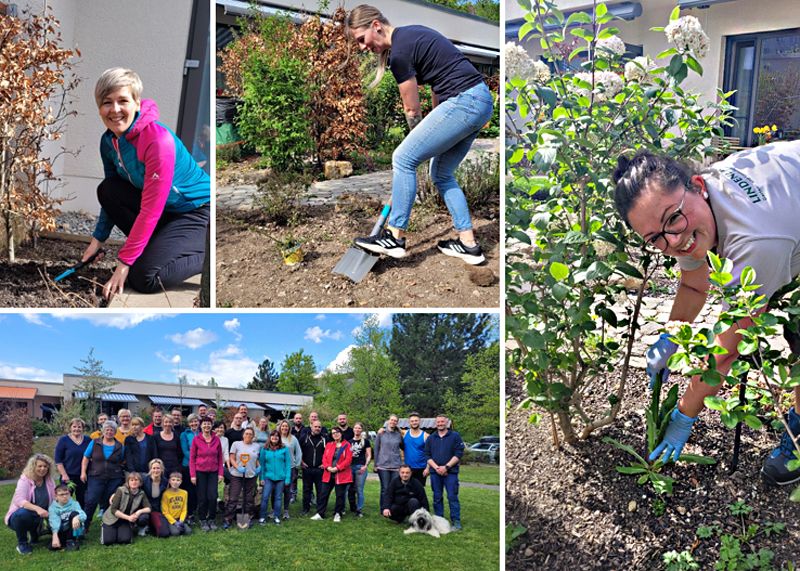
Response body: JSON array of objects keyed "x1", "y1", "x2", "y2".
[
  {"x1": 4, "y1": 475, "x2": 56, "y2": 525},
  {"x1": 189, "y1": 433, "x2": 223, "y2": 479}
]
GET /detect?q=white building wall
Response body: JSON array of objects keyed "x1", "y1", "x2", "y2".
[
  {"x1": 35, "y1": 0, "x2": 194, "y2": 212},
  {"x1": 508, "y1": 0, "x2": 800, "y2": 103}
]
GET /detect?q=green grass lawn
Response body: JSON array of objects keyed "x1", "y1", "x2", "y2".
[{"x1": 0, "y1": 477, "x2": 499, "y2": 570}]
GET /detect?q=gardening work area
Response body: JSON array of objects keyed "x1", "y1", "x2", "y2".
[
  {"x1": 506, "y1": 371, "x2": 800, "y2": 570},
  {"x1": 216, "y1": 201, "x2": 499, "y2": 308}
]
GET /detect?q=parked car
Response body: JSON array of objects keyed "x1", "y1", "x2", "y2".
[
  {"x1": 478, "y1": 435, "x2": 500, "y2": 444},
  {"x1": 467, "y1": 441, "x2": 500, "y2": 464}
]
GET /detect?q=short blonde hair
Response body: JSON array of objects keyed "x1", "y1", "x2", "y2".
[
  {"x1": 148, "y1": 458, "x2": 165, "y2": 475},
  {"x1": 130, "y1": 416, "x2": 144, "y2": 427},
  {"x1": 94, "y1": 68, "x2": 143, "y2": 107},
  {"x1": 21, "y1": 453, "x2": 55, "y2": 483}
]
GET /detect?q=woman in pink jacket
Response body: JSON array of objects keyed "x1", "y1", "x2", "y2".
[
  {"x1": 310, "y1": 427, "x2": 353, "y2": 522},
  {"x1": 189, "y1": 416, "x2": 223, "y2": 531},
  {"x1": 5, "y1": 454, "x2": 57, "y2": 556}
]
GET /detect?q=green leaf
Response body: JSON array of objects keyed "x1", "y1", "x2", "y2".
[
  {"x1": 743, "y1": 415, "x2": 763, "y2": 430},
  {"x1": 518, "y1": 22, "x2": 534, "y2": 42},
  {"x1": 790, "y1": 484, "x2": 800, "y2": 503},
  {"x1": 670, "y1": 5, "x2": 681, "y2": 22},
  {"x1": 596, "y1": 3, "x2": 608, "y2": 17},
  {"x1": 678, "y1": 454, "x2": 716, "y2": 465},
  {"x1": 597, "y1": 307, "x2": 618, "y2": 327},
  {"x1": 685, "y1": 55, "x2": 703, "y2": 76},
  {"x1": 615, "y1": 262, "x2": 644, "y2": 279},
  {"x1": 704, "y1": 396, "x2": 726, "y2": 411},
  {"x1": 549, "y1": 261, "x2": 570, "y2": 281},
  {"x1": 552, "y1": 282, "x2": 570, "y2": 301},
  {"x1": 602, "y1": 436, "x2": 648, "y2": 465},
  {"x1": 509, "y1": 147, "x2": 525, "y2": 164},
  {"x1": 656, "y1": 49, "x2": 677, "y2": 60},
  {"x1": 565, "y1": 11, "x2": 593, "y2": 26},
  {"x1": 616, "y1": 466, "x2": 648, "y2": 474}
]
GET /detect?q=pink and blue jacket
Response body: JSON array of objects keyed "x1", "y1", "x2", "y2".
[
  {"x1": 4, "y1": 475, "x2": 56, "y2": 525},
  {"x1": 92, "y1": 99, "x2": 210, "y2": 266}
]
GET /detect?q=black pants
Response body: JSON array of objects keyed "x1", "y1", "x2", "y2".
[
  {"x1": 62, "y1": 475, "x2": 87, "y2": 510},
  {"x1": 195, "y1": 471, "x2": 219, "y2": 520},
  {"x1": 389, "y1": 497, "x2": 422, "y2": 523},
  {"x1": 410, "y1": 468, "x2": 428, "y2": 488},
  {"x1": 55, "y1": 511, "x2": 83, "y2": 544},
  {"x1": 180, "y1": 465, "x2": 197, "y2": 519},
  {"x1": 101, "y1": 514, "x2": 148, "y2": 545},
  {"x1": 316, "y1": 481, "x2": 348, "y2": 518},
  {"x1": 302, "y1": 467, "x2": 323, "y2": 513},
  {"x1": 97, "y1": 177, "x2": 209, "y2": 293},
  {"x1": 224, "y1": 476, "x2": 256, "y2": 521}
]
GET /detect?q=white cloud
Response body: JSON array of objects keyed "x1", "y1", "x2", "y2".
[
  {"x1": 22, "y1": 313, "x2": 47, "y2": 326},
  {"x1": 325, "y1": 344, "x2": 355, "y2": 373},
  {"x1": 171, "y1": 355, "x2": 182, "y2": 364},
  {"x1": 223, "y1": 318, "x2": 242, "y2": 341},
  {"x1": 315, "y1": 314, "x2": 326, "y2": 320},
  {"x1": 351, "y1": 311, "x2": 393, "y2": 337},
  {"x1": 179, "y1": 344, "x2": 257, "y2": 388},
  {"x1": 304, "y1": 326, "x2": 343, "y2": 344},
  {"x1": 51, "y1": 313, "x2": 171, "y2": 329},
  {"x1": 0, "y1": 361, "x2": 60, "y2": 383},
  {"x1": 169, "y1": 328, "x2": 217, "y2": 349}
]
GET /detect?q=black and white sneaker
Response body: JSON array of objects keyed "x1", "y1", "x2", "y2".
[
  {"x1": 354, "y1": 229, "x2": 407, "y2": 258},
  {"x1": 437, "y1": 239, "x2": 485, "y2": 265}
]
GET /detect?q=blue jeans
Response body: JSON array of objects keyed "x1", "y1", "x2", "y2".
[
  {"x1": 84, "y1": 476, "x2": 124, "y2": 528},
  {"x1": 389, "y1": 82, "x2": 494, "y2": 232},
  {"x1": 377, "y1": 469, "x2": 398, "y2": 511},
  {"x1": 430, "y1": 472, "x2": 460, "y2": 523},
  {"x1": 260, "y1": 479, "x2": 284, "y2": 519},
  {"x1": 7, "y1": 508, "x2": 42, "y2": 544},
  {"x1": 348, "y1": 465, "x2": 368, "y2": 512}
]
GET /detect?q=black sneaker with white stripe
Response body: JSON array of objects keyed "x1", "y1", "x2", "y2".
[
  {"x1": 354, "y1": 229, "x2": 407, "y2": 258},
  {"x1": 437, "y1": 239, "x2": 485, "y2": 265}
]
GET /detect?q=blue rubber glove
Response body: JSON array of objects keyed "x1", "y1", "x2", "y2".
[
  {"x1": 238, "y1": 466, "x2": 247, "y2": 475},
  {"x1": 646, "y1": 332, "x2": 678, "y2": 389},
  {"x1": 649, "y1": 408, "x2": 697, "y2": 463}
]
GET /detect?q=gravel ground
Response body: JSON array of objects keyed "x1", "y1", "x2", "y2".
[{"x1": 55, "y1": 210, "x2": 125, "y2": 241}]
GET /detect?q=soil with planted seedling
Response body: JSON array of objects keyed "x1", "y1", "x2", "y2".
[
  {"x1": 506, "y1": 370, "x2": 800, "y2": 569},
  {"x1": 0, "y1": 236, "x2": 117, "y2": 307},
  {"x1": 216, "y1": 204, "x2": 500, "y2": 308}
]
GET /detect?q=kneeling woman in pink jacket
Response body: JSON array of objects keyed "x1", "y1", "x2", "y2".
[
  {"x1": 310, "y1": 427, "x2": 353, "y2": 522},
  {"x1": 81, "y1": 68, "x2": 210, "y2": 300}
]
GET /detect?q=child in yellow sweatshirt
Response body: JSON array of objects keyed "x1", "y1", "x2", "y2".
[{"x1": 161, "y1": 472, "x2": 192, "y2": 536}]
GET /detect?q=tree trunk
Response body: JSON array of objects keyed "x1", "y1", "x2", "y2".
[{"x1": 0, "y1": 140, "x2": 13, "y2": 262}]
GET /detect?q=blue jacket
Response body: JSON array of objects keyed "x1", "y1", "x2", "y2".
[
  {"x1": 259, "y1": 447, "x2": 291, "y2": 485},
  {"x1": 424, "y1": 429, "x2": 465, "y2": 474}
]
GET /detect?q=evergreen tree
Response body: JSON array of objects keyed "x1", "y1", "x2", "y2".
[
  {"x1": 389, "y1": 314, "x2": 493, "y2": 416},
  {"x1": 73, "y1": 348, "x2": 116, "y2": 418},
  {"x1": 277, "y1": 349, "x2": 317, "y2": 394},
  {"x1": 248, "y1": 358, "x2": 279, "y2": 391},
  {"x1": 208, "y1": 377, "x2": 219, "y2": 387}
]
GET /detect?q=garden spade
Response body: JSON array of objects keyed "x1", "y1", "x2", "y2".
[
  {"x1": 54, "y1": 249, "x2": 105, "y2": 283},
  {"x1": 332, "y1": 202, "x2": 391, "y2": 283}
]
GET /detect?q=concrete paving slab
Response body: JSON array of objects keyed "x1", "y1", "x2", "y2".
[{"x1": 107, "y1": 274, "x2": 200, "y2": 308}]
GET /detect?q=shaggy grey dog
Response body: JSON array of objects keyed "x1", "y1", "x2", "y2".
[{"x1": 404, "y1": 508, "x2": 452, "y2": 538}]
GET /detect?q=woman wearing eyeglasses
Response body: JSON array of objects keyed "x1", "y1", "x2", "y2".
[{"x1": 613, "y1": 141, "x2": 800, "y2": 486}]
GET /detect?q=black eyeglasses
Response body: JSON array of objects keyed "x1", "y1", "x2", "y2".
[{"x1": 645, "y1": 189, "x2": 689, "y2": 252}]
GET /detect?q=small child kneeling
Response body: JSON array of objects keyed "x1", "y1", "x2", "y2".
[
  {"x1": 48, "y1": 484, "x2": 87, "y2": 551},
  {"x1": 101, "y1": 472, "x2": 151, "y2": 545},
  {"x1": 161, "y1": 472, "x2": 192, "y2": 536}
]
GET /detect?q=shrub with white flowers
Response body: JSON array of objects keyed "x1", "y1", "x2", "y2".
[
  {"x1": 664, "y1": 15, "x2": 710, "y2": 59},
  {"x1": 506, "y1": 2, "x2": 734, "y2": 445},
  {"x1": 505, "y1": 42, "x2": 536, "y2": 81}
]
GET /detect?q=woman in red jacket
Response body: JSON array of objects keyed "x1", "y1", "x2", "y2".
[
  {"x1": 310, "y1": 427, "x2": 352, "y2": 522},
  {"x1": 189, "y1": 417, "x2": 223, "y2": 531}
]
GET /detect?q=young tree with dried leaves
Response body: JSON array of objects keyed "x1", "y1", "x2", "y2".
[{"x1": 0, "y1": 6, "x2": 79, "y2": 260}]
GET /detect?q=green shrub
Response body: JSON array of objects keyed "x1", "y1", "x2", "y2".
[
  {"x1": 363, "y1": 68, "x2": 405, "y2": 150},
  {"x1": 31, "y1": 418, "x2": 55, "y2": 437}
]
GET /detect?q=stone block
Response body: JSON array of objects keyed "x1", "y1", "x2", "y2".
[{"x1": 324, "y1": 160, "x2": 353, "y2": 180}]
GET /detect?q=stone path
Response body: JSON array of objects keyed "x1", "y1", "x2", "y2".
[{"x1": 216, "y1": 138, "x2": 500, "y2": 211}]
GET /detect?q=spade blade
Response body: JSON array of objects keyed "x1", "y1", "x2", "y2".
[{"x1": 332, "y1": 246, "x2": 381, "y2": 283}]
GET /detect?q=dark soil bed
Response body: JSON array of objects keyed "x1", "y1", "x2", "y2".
[
  {"x1": 216, "y1": 204, "x2": 500, "y2": 308},
  {"x1": 0, "y1": 237, "x2": 118, "y2": 307},
  {"x1": 506, "y1": 371, "x2": 800, "y2": 570}
]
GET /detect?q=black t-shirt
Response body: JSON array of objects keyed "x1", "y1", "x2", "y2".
[
  {"x1": 154, "y1": 433, "x2": 182, "y2": 474},
  {"x1": 348, "y1": 437, "x2": 372, "y2": 466},
  {"x1": 33, "y1": 482, "x2": 49, "y2": 510},
  {"x1": 225, "y1": 427, "x2": 245, "y2": 446},
  {"x1": 389, "y1": 25, "x2": 484, "y2": 103}
]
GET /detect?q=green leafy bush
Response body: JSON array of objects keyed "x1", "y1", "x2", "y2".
[
  {"x1": 31, "y1": 418, "x2": 55, "y2": 437},
  {"x1": 505, "y1": 1, "x2": 733, "y2": 445}
]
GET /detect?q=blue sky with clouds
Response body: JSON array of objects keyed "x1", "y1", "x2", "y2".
[{"x1": 0, "y1": 311, "x2": 409, "y2": 388}]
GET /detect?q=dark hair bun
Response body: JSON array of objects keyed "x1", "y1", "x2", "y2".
[{"x1": 612, "y1": 154, "x2": 633, "y2": 184}]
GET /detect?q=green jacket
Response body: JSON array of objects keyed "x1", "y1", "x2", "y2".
[{"x1": 101, "y1": 485, "x2": 151, "y2": 526}]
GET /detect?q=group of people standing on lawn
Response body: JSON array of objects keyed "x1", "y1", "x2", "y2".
[{"x1": 5, "y1": 406, "x2": 465, "y2": 555}]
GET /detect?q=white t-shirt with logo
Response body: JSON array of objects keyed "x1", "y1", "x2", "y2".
[{"x1": 677, "y1": 140, "x2": 800, "y2": 298}]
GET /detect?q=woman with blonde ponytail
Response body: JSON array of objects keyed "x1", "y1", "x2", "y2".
[{"x1": 346, "y1": 5, "x2": 494, "y2": 266}]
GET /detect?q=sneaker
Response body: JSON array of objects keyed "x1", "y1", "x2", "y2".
[
  {"x1": 200, "y1": 520, "x2": 210, "y2": 532},
  {"x1": 333, "y1": 513, "x2": 341, "y2": 523},
  {"x1": 283, "y1": 511, "x2": 290, "y2": 520},
  {"x1": 139, "y1": 526, "x2": 149, "y2": 537},
  {"x1": 274, "y1": 517, "x2": 281, "y2": 525},
  {"x1": 354, "y1": 229, "x2": 407, "y2": 258},
  {"x1": 452, "y1": 520, "x2": 462, "y2": 531},
  {"x1": 65, "y1": 539, "x2": 78, "y2": 552},
  {"x1": 310, "y1": 513, "x2": 323, "y2": 521},
  {"x1": 301, "y1": 510, "x2": 310, "y2": 516},
  {"x1": 208, "y1": 521, "x2": 218, "y2": 531},
  {"x1": 762, "y1": 407, "x2": 800, "y2": 486},
  {"x1": 356, "y1": 510, "x2": 363, "y2": 518},
  {"x1": 16, "y1": 543, "x2": 32, "y2": 555},
  {"x1": 437, "y1": 238, "x2": 485, "y2": 265},
  {"x1": 258, "y1": 518, "x2": 266, "y2": 526},
  {"x1": 222, "y1": 521, "x2": 231, "y2": 530}
]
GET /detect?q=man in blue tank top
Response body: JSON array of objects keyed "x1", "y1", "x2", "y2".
[{"x1": 403, "y1": 413, "x2": 429, "y2": 486}]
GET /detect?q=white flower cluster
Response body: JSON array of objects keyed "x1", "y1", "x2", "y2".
[
  {"x1": 596, "y1": 35, "x2": 626, "y2": 57},
  {"x1": 663, "y1": 320, "x2": 685, "y2": 337},
  {"x1": 664, "y1": 15, "x2": 710, "y2": 59},
  {"x1": 505, "y1": 42, "x2": 551, "y2": 84},
  {"x1": 624, "y1": 56, "x2": 654, "y2": 83},
  {"x1": 573, "y1": 71, "x2": 624, "y2": 102}
]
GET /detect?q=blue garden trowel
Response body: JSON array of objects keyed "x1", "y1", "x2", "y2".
[{"x1": 54, "y1": 248, "x2": 105, "y2": 283}]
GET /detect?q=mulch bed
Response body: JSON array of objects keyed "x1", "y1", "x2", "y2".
[
  {"x1": 0, "y1": 237, "x2": 118, "y2": 307},
  {"x1": 216, "y1": 202, "x2": 500, "y2": 308},
  {"x1": 506, "y1": 370, "x2": 800, "y2": 569}
]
